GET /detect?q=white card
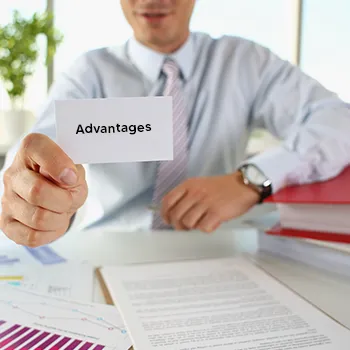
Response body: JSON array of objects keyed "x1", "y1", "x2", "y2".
[{"x1": 55, "y1": 97, "x2": 173, "y2": 164}]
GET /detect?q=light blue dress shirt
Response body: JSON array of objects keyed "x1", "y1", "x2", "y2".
[{"x1": 1, "y1": 32, "x2": 350, "y2": 231}]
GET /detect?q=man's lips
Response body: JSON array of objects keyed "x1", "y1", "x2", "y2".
[
  {"x1": 136, "y1": 10, "x2": 172, "y2": 19},
  {"x1": 143, "y1": 13, "x2": 166, "y2": 16},
  {"x1": 139, "y1": 13, "x2": 172, "y2": 23}
]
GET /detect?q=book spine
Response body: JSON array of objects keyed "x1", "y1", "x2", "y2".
[{"x1": 258, "y1": 231, "x2": 350, "y2": 279}]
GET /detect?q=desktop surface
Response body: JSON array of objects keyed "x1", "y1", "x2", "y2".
[
  {"x1": 0, "y1": 224, "x2": 349, "y2": 330},
  {"x1": 47, "y1": 226, "x2": 350, "y2": 330}
]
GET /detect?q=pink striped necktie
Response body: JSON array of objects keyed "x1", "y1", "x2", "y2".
[{"x1": 151, "y1": 59, "x2": 189, "y2": 229}]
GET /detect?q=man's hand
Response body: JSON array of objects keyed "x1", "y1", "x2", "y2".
[
  {"x1": 0, "y1": 133, "x2": 88, "y2": 247},
  {"x1": 160, "y1": 172, "x2": 260, "y2": 232}
]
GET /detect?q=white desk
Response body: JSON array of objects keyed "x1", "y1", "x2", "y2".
[{"x1": 48, "y1": 226, "x2": 350, "y2": 330}]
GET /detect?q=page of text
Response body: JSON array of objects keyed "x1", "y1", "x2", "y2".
[{"x1": 102, "y1": 256, "x2": 350, "y2": 350}]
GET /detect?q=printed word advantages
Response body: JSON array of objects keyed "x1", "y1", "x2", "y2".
[{"x1": 76, "y1": 123, "x2": 152, "y2": 135}]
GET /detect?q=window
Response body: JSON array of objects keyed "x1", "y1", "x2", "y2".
[
  {"x1": 54, "y1": 0, "x2": 132, "y2": 76},
  {"x1": 190, "y1": 0, "x2": 299, "y2": 63},
  {"x1": 0, "y1": 0, "x2": 48, "y2": 113},
  {"x1": 300, "y1": 0, "x2": 350, "y2": 102}
]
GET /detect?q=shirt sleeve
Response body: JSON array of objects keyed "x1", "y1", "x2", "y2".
[
  {"x1": 243, "y1": 42, "x2": 350, "y2": 193},
  {"x1": 0, "y1": 52, "x2": 99, "y2": 215}
]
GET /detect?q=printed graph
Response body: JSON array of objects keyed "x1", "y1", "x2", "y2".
[
  {"x1": 0, "y1": 299, "x2": 127, "y2": 334},
  {"x1": 0, "y1": 286, "x2": 131, "y2": 350},
  {"x1": 0, "y1": 320, "x2": 105, "y2": 349}
]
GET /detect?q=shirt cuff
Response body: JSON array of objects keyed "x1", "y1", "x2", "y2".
[{"x1": 242, "y1": 146, "x2": 311, "y2": 193}]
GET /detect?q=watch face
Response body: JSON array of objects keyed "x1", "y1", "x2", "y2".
[{"x1": 245, "y1": 165, "x2": 268, "y2": 186}]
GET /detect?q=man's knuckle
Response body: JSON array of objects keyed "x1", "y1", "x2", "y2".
[
  {"x1": 20, "y1": 133, "x2": 41, "y2": 154},
  {"x1": 26, "y1": 230, "x2": 40, "y2": 248},
  {"x1": 187, "y1": 184, "x2": 206, "y2": 197},
  {"x1": 162, "y1": 196, "x2": 171, "y2": 208},
  {"x1": 64, "y1": 192, "x2": 74, "y2": 212},
  {"x1": 27, "y1": 241, "x2": 40, "y2": 248},
  {"x1": 0, "y1": 218, "x2": 16, "y2": 241},
  {"x1": 2, "y1": 169, "x2": 13, "y2": 187},
  {"x1": 75, "y1": 186, "x2": 87, "y2": 208},
  {"x1": 28, "y1": 180, "x2": 43, "y2": 204},
  {"x1": 183, "y1": 217, "x2": 194, "y2": 228},
  {"x1": 0, "y1": 214, "x2": 8, "y2": 231},
  {"x1": 1, "y1": 198, "x2": 12, "y2": 218},
  {"x1": 32, "y1": 207, "x2": 48, "y2": 229},
  {"x1": 208, "y1": 209, "x2": 221, "y2": 221},
  {"x1": 172, "y1": 210, "x2": 182, "y2": 222},
  {"x1": 196, "y1": 188, "x2": 207, "y2": 197},
  {"x1": 20, "y1": 134, "x2": 35, "y2": 154}
]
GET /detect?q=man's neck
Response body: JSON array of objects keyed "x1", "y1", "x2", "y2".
[{"x1": 136, "y1": 32, "x2": 190, "y2": 54}]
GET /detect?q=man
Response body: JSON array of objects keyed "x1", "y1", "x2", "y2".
[{"x1": 0, "y1": 0, "x2": 350, "y2": 248}]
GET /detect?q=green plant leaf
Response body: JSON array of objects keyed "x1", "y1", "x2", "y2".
[{"x1": 0, "y1": 9, "x2": 63, "y2": 104}]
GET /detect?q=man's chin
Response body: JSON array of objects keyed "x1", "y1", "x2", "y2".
[{"x1": 142, "y1": 33, "x2": 175, "y2": 47}]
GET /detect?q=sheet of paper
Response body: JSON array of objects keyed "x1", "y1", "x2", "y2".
[
  {"x1": 0, "y1": 240, "x2": 94, "y2": 301},
  {"x1": 55, "y1": 96, "x2": 173, "y2": 164},
  {"x1": 0, "y1": 239, "x2": 66, "y2": 267},
  {"x1": 0, "y1": 284, "x2": 132, "y2": 350},
  {"x1": 100, "y1": 256, "x2": 350, "y2": 350},
  {"x1": 0, "y1": 262, "x2": 94, "y2": 301}
]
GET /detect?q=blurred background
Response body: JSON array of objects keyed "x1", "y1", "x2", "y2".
[{"x1": 0, "y1": 0, "x2": 349, "y2": 169}]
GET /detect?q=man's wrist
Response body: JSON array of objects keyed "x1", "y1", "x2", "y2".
[
  {"x1": 232, "y1": 171, "x2": 260, "y2": 204},
  {"x1": 237, "y1": 164, "x2": 272, "y2": 203}
]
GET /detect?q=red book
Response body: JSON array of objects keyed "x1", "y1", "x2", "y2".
[{"x1": 263, "y1": 165, "x2": 350, "y2": 243}]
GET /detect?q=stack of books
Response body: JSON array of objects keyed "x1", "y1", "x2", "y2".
[
  {"x1": 264, "y1": 165, "x2": 350, "y2": 243},
  {"x1": 249, "y1": 165, "x2": 350, "y2": 278}
]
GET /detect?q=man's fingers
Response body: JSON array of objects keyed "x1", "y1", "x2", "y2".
[
  {"x1": 11, "y1": 169, "x2": 73, "y2": 213},
  {"x1": 161, "y1": 186, "x2": 187, "y2": 224},
  {"x1": 168, "y1": 191, "x2": 205, "y2": 229},
  {"x1": 20, "y1": 133, "x2": 78, "y2": 187},
  {"x1": 0, "y1": 216, "x2": 67, "y2": 248},
  {"x1": 67, "y1": 165, "x2": 88, "y2": 211},
  {"x1": 196, "y1": 211, "x2": 222, "y2": 233},
  {"x1": 182, "y1": 202, "x2": 208, "y2": 229},
  {"x1": 5, "y1": 191, "x2": 68, "y2": 231},
  {"x1": 0, "y1": 134, "x2": 88, "y2": 248}
]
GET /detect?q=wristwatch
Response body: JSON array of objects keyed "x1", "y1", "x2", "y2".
[{"x1": 238, "y1": 164, "x2": 272, "y2": 203}]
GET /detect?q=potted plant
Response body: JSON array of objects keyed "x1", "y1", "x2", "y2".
[{"x1": 0, "y1": 10, "x2": 63, "y2": 142}]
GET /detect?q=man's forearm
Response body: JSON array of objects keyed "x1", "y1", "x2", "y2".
[{"x1": 247, "y1": 102, "x2": 350, "y2": 192}]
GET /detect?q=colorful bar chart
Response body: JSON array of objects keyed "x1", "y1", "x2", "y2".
[
  {"x1": 0, "y1": 321, "x2": 105, "y2": 349},
  {"x1": 0, "y1": 285, "x2": 131, "y2": 350}
]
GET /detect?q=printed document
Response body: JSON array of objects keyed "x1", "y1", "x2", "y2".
[
  {"x1": 0, "y1": 262, "x2": 94, "y2": 300},
  {"x1": 100, "y1": 256, "x2": 350, "y2": 349},
  {"x1": 0, "y1": 284, "x2": 132, "y2": 350},
  {"x1": 0, "y1": 239, "x2": 94, "y2": 300}
]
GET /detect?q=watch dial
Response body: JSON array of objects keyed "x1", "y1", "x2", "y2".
[{"x1": 245, "y1": 165, "x2": 267, "y2": 185}]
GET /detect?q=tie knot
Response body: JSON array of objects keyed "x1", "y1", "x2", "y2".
[{"x1": 162, "y1": 59, "x2": 181, "y2": 79}]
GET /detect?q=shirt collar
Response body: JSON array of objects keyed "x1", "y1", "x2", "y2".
[{"x1": 127, "y1": 34, "x2": 195, "y2": 83}]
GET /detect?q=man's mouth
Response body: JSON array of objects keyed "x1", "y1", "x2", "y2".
[
  {"x1": 143, "y1": 13, "x2": 167, "y2": 18},
  {"x1": 137, "y1": 9, "x2": 172, "y2": 21}
]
